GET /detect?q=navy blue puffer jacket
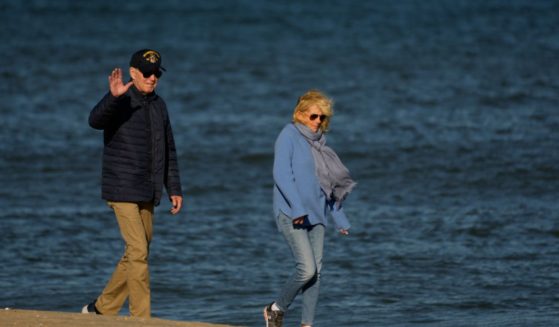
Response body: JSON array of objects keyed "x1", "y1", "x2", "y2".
[{"x1": 89, "y1": 86, "x2": 182, "y2": 206}]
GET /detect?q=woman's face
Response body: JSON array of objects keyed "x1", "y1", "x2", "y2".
[{"x1": 297, "y1": 104, "x2": 327, "y2": 133}]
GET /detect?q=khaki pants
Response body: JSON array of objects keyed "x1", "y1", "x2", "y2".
[{"x1": 96, "y1": 201, "x2": 154, "y2": 318}]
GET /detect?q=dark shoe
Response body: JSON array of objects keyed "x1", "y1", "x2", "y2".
[
  {"x1": 81, "y1": 300, "x2": 100, "y2": 314},
  {"x1": 263, "y1": 302, "x2": 284, "y2": 327}
]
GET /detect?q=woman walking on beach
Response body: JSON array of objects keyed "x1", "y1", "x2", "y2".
[{"x1": 264, "y1": 90, "x2": 356, "y2": 327}]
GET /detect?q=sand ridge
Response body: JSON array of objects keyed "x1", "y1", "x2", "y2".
[{"x1": 0, "y1": 309, "x2": 239, "y2": 327}]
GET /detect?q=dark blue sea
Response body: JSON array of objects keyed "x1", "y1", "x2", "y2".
[{"x1": 1, "y1": 1, "x2": 558, "y2": 326}]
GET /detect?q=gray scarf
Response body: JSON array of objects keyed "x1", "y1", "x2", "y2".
[{"x1": 294, "y1": 123, "x2": 356, "y2": 207}]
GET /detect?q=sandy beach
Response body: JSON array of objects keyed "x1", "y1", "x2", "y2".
[{"x1": 0, "y1": 309, "x2": 238, "y2": 327}]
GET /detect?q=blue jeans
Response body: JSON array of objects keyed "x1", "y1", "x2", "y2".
[{"x1": 275, "y1": 212, "x2": 325, "y2": 326}]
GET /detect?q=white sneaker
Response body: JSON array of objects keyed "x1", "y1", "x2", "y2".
[{"x1": 81, "y1": 301, "x2": 99, "y2": 314}]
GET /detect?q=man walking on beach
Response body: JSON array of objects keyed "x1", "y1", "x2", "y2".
[{"x1": 82, "y1": 49, "x2": 183, "y2": 318}]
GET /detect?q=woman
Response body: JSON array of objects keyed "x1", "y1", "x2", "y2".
[{"x1": 264, "y1": 90, "x2": 356, "y2": 327}]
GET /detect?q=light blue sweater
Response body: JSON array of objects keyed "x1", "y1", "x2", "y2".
[{"x1": 273, "y1": 123, "x2": 351, "y2": 230}]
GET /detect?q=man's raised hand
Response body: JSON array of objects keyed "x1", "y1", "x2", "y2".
[{"x1": 108, "y1": 68, "x2": 133, "y2": 97}]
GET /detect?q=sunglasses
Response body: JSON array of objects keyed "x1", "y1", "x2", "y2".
[
  {"x1": 309, "y1": 114, "x2": 327, "y2": 122},
  {"x1": 140, "y1": 69, "x2": 162, "y2": 78}
]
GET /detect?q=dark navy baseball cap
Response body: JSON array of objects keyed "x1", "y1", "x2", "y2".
[{"x1": 129, "y1": 49, "x2": 166, "y2": 77}]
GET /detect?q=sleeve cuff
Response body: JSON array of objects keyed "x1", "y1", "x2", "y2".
[{"x1": 332, "y1": 211, "x2": 351, "y2": 230}]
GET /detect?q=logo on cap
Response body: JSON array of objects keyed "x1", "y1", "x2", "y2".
[{"x1": 143, "y1": 50, "x2": 160, "y2": 64}]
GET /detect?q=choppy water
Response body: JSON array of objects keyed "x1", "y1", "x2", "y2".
[{"x1": 1, "y1": 1, "x2": 559, "y2": 326}]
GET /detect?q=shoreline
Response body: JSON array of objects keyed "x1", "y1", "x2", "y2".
[{"x1": 0, "y1": 309, "x2": 239, "y2": 327}]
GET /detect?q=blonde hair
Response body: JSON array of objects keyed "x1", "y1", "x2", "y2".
[{"x1": 292, "y1": 90, "x2": 333, "y2": 132}]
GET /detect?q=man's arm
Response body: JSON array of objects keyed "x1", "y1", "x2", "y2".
[
  {"x1": 89, "y1": 68, "x2": 132, "y2": 129},
  {"x1": 164, "y1": 113, "x2": 183, "y2": 215}
]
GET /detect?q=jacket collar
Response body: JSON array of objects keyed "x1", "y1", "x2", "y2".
[{"x1": 129, "y1": 84, "x2": 158, "y2": 102}]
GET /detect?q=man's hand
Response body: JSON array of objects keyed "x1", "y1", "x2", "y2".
[
  {"x1": 339, "y1": 229, "x2": 349, "y2": 236},
  {"x1": 293, "y1": 216, "x2": 306, "y2": 225},
  {"x1": 170, "y1": 195, "x2": 183, "y2": 215},
  {"x1": 108, "y1": 68, "x2": 133, "y2": 97}
]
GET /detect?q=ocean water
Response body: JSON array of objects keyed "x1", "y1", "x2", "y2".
[{"x1": 1, "y1": 0, "x2": 559, "y2": 326}]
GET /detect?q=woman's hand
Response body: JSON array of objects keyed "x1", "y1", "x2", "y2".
[
  {"x1": 339, "y1": 229, "x2": 349, "y2": 235},
  {"x1": 293, "y1": 216, "x2": 306, "y2": 224}
]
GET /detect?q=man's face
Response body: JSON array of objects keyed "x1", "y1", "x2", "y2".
[{"x1": 130, "y1": 67, "x2": 159, "y2": 94}]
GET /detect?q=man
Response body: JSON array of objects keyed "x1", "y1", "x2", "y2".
[{"x1": 82, "y1": 49, "x2": 183, "y2": 318}]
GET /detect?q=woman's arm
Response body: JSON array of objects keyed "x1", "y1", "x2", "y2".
[
  {"x1": 330, "y1": 200, "x2": 351, "y2": 232},
  {"x1": 273, "y1": 129, "x2": 307, "y2": 220}
]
